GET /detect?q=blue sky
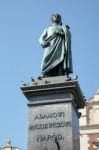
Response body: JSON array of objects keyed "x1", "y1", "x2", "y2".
[{"x1": 0, "y1": 0, "x2": 99, "y2": 149}]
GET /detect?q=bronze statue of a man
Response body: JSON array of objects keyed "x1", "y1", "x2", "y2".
[{"x1": 39, "y1": 13, "x2": 73, "y2": 77}]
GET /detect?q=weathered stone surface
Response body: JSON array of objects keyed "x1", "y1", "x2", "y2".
[{"x1": 28, "y1": 103, "x2": 79, "y2": 150}]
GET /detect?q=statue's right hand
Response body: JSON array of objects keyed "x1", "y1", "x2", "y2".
[
  {"x1": 54, "y1": 31, "x2": 65, "y2": 37},
  {"x1": 54, "y1": 31, "x2": 59, "y2": 35}
]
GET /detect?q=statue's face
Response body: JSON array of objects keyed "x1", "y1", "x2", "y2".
[{"x1": 51, "y1": 14, "x2": 61, "y2": 23}]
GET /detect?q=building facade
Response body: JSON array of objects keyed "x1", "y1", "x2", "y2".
[{"x1": 80, "y1": 90, "x2": 99, "y2": 150}]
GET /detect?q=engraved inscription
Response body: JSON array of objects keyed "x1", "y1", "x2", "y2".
[
  {"x1": 29, "y1": 121, "x2": 71, "y2": 130},
  {"x1": 37, "y1": 133, "x2": 64, "y2": 142},
  {"x1": 30, "y1": 110, "x2": 72, "y2": 144},
  {"x1": 35, "y1": 112, "x2": 65, "y2": 120}
]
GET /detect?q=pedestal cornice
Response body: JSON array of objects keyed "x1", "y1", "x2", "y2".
[{"x1": 21, "y1": 76, "x2": 85, "y2": 109}]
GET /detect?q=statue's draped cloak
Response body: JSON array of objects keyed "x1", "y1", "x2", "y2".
[{"x1": 39, "y1": 24, "x2": 73, "y2": 76}]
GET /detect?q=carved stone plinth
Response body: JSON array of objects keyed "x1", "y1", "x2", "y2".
[{"x1": 21, "y1": 76, "x2": 85, "y2": 150}]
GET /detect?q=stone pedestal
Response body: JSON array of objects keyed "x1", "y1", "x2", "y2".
[{"x1": 21, "y1": 76, "x2": 85, "y2": 150}]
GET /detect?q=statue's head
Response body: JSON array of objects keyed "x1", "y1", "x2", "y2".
[{"x1": 51, "y1": 13, "x2": 62, "y2": 24}]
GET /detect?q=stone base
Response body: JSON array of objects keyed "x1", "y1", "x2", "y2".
[
  {"x1": 28, "y1": 101, "x2": 80, "y2": 150},
  {"x1": 21, "y1": 76, "x2": 85, "y2": 150}
]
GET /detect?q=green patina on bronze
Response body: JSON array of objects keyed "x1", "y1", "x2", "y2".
[{"x1": 39, "y1": 13, "x2": 73, "y2": 77}]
